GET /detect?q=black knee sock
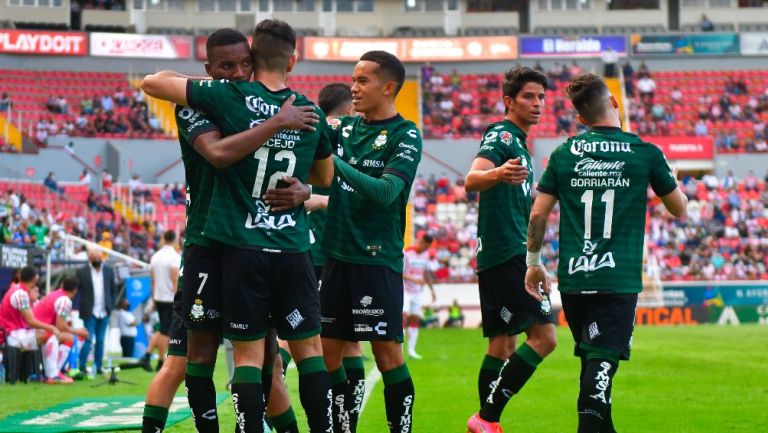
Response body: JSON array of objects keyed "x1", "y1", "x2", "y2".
[
  {"x1": 231, "y1": 366, "x2": 265, "y2": 433},
  {"x1": 578, "y1": 358, "x2": 618, "y2": 433},
  {"x1": 477, "y1": 354, "x2": 505, "y2": 407},
  {"x1": 382, "y1": 364, "x2": 415, "y2": 433},
  {"x1": 599, "y1": 403, "x2": 617, "y2": 433},
  {"x1": 330, "y1": 367, "x2": 351, "y2": 433},
  {"x1": 279, "y1": 348, "x2": 292, "y2": 379},
  {"x1": 142, "y1": 404, "x2": 168, "y2": 433},
  {"x1": 186, "y1": 362, "x2": 219, "y2": 433},
  {"x1": 270, "y1": 407, "x2": 300, "y2": 433},
  {"x1": 297, "y1": 356, "x2": 333, "y2": 433},
  {"x1": 343, "y1": 356, "x2": 365, "y2": 433},
  {"x1": 480, "y1": 343, "x2": 543, "y2": 423}
]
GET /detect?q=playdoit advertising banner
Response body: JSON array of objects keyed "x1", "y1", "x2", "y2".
[
  {"x1": 0, "y1": 395, "x2": 227, "y2": 433},
  {"x1": 631, "y1": 33, "x2": 739, "y2": 56}
]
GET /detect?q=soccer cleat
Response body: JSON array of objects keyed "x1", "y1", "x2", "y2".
[
  {"x1": 467, "y1": 413, "x2": 503, "y2": 433},
  {"x1": 57, "y1": 372, "x2": 75, "y2": 383},
  {"x1": 408, "y1": 352, "x2": 423, "y2": 360}
]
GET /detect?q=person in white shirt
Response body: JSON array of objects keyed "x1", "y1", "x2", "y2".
[
  {"x1": 601, "y1": 47, "x2": 619, "y2": 78},
  {"x1": 402, "y1": 234, "x2": 437, "y2": 359},
  {"x1": 139, "y1": 230, "x2": 180, "y2": 371},
  {"x1": 116, "y1": 299, "x2": 138, "y2": 358},
  {"x1": 637, "y1": 75, "x2": 657, "y2": 104}
]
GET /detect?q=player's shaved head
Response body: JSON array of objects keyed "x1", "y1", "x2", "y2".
[
  {"x1": 318, "y1": 83, "x2": 353, "y2": 117},
  {"x1": 502, "y1": 67, "x2": 548, "y2": 101},
  {"x1": 567, "y1": 73, "x2": 611, "y2": 125},
  {"x1": 206, "y1": 28, "x2": 248, "y2": 56},
  {"x1": 359, "y1": 51, "x2": 405, "y2": 96},
  {"x1": 251, "y1": 19, "x2": 296, "y2": 72}
]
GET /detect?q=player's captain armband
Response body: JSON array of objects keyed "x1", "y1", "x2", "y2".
[{"x1": 526, "y1": 251, "x2": 542, "y2": 267}]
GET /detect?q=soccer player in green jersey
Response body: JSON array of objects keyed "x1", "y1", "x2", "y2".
[
  {"x1": 465, "y1": 67, "x2": 557, "y2": 433},
  {"x1": 140, "y1": 29, "x2": 316, "y2": 433},
  {"x1": 525, "y1": 73, "x2": 687, "y2": 433},
  {"x1": 320, "y1": 51, "x2": 422, "y2": 433},
  {"x1": 142, "y1": 21, "x2": 335, "y2": 433}
]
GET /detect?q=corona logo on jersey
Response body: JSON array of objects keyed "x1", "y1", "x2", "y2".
[
  {"x1": 570, "y1": 138, "x2": 633, "y2": 157},
  {"x1": 245, "y1": 95, "x2": 280, "y2": 117},
  {"x1": 568, "y1": 240, "x2": 616, "y2": 275},
  {"x1": 244, "y1": 199, "x2": 297, "y2": 230}
]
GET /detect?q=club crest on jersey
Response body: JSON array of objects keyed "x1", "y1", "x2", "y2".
[
  {"x1": 327, "y1": 118, "x2": 342, "y2": 129},
  {"x1": 373, "y1": 130, "x2": 388, "y2": 150},
  {"x1": 245, "y1": 199, "x2": 297, "y2": 230},
  {"x1": 500, "y1": 131, "x2": 512, "y2": 145}
]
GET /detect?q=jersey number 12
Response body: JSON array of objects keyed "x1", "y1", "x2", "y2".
[{"x1": 251, "y1": 147, "x2": 296, "y2": 197}]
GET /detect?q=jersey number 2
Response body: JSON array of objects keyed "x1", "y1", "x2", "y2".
[
  {"x1": 580, "y1": 189, "x2": 615, "y2": 239},
  {"x1": 252, "y1": 147, "x2": 297, "y2": 197}
]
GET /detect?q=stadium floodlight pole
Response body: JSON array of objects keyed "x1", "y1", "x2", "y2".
[{"x1": 61, "y1": 233, "x2": 150, "y2": 270}]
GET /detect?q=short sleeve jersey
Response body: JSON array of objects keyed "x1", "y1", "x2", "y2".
[
  {"x1": 186, "y1": 79, "x2": 333, "y2": 252},
  {"x1": 537, "y1": 127, "x2": 678, "y2": 294},
  {"x1": 32, "y1": 288, "x2": 71, "y2": 326},
  {"x1": 321, "y1": 115, "x2": 423, "y2": 273},
  {"x1": 175, "y1": 105, "x2": 218, "y2": 248},
  {"x1": 475, "y1": 120, "x2": 533, "y2": 272},
  {"x1": 308, "y1": 185, "x2": 330, "y2": 267},
  {"x1": 403, "y1": 248, "x2": 430, "y2": 294}
]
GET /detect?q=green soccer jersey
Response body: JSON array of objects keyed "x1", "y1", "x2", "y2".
[
  {"x1": 175, "y1": 105, "x2": 218, "y2": 248},
  {"x1": 321, "y1": 115, "x2": 422, "y2": 273},
  {"x1": 537, "y1": 126, "x2": 678, "y2": 294},
  {"x1": 187, "y1": 79, "x2": 333, "y2": 252},
  {"x1": 308, "y1": 185, "x2": 330, "y2": 267},
  {"x1": 475, "y1": 120, "x2": 534, "y2": 272}
]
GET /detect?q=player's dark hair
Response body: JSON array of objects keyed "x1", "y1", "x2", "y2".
[
  {"x1": 502, "y1": 66, "x2": 548, "y2": 100},
  {"x1": 62, "y1": 276, "x2": 79, "y2": 293},
  {"x1": 422, "y1": 234, "x2": 434, "y2": 244},
  {"x1": 163, "y1": 230, "x2": 176, "y2": 243},
  {"x1": 206, "y1": 28, "x2": 248, "y2": 57},
  {"x1": 567, "y1": 73, "x2": 611, "y2": 125},
  {"x1": 19, "y1": 266, "x2": 38, "y2": 284},
  {"x1": 251, "y1": 19, "x2": 296, "y2": 72},
  {"x1": 359, "y1": 50, "x2": 406, "y2": 95},
  {"x1": 318, "y1": 83, "x2": 352, "y2": 116}
]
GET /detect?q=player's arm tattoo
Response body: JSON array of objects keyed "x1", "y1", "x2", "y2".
[{"x1": 527, "y1": 215, "x2": 546, "y2": 253}]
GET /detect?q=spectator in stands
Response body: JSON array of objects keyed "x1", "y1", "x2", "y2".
[
  {"x1": 46, "y1": 94, "x2": 59, "y2": 113},
  {"x1": 148, "y1": 114, "x2": 161, "y2": 132},
  {"x1": 159, "y1": 184, "x2": 174, "y2": 205},
  {"x1": 0, "y1": 92, "x2": 12, "y2": 113},
  {"x1": 44, "y1": 172, "x2": 64, "y2": 195},
  {"x1": 101, "y1": 169, "x2": 113, "y2": 194},
  {"x1": 79, "y1": 169, "x2": 92, "y2": 185},
  {"x1": 128, "y1": 174, "x2": 143, "y2": 193},
  {"x1": 601, "y1": 46, "x2": 619, "y2": 78},
  {"x1": 556, "y1": 109, "x2": 573, "y2": 135},
  {"x1": 700, "y1": 14, "x2": 715, "y2": 32},
  {"x1": 114, "y1": 87, "x2": 128, "y2": 107},
  {"x1": 695, "y1": 119, "x2": 709, "y2": 137},
  {"x1": 744, "y1": 170, "x2": 759, "y2": 191},
  {"x1": 57, "y1": 95, "x2": 68, "y2": 114},
  {"x1": 171, "y1": 183, "x2": 185, "y2": 204},
  {"x1": 74, "y1": 247, "x2": 118, "y2": 376},
  {"x1": 421, "y1": 62, "x2": 435, "y2": 84},
  {"x1": 670, "y1": 86, "x2": 683, "y2": 106},
  {"x1": 100, "y1": 94, "x2": 115, "y2": 113},
  {"x1": 637, "y1": 74, "x2": 656, "y2": 104},
  {"x1": 568, "y1": 61, "x2": 582, "y2": 78},
  {"x1": 132, "y1": 88, "x2": 145, "y2": 106},
  {"x1": 79, "y1": 94, "x2": 93, "y2": 115},
  {"x1": 622, "y1": 61, "x2": 634, "y2": 96},
  {"x1": 35, "y1": 117, "x2": 51, "y2": 144},
  {"x1": 28, "y1": 218, "x2": 48, "y2": 248}
]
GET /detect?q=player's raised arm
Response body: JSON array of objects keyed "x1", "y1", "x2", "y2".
[
  {"x1": 660, "y1": 188, "x2": 688, "y2": 217},
  {"x1": 140, "y1": 71, "x2": 200, "y2": 106},
  {"x1": 192, "y1": 94, "x2": 319, "y2": 169}
]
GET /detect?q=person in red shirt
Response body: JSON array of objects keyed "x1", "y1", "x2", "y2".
[
  {"x1": 0, "y1": 266, "x2": 66, "y2": 384},
  {"x1": 33, "y1": 276, "x2": 89, "y2": 380}
]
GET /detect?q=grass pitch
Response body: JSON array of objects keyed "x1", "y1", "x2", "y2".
[{"x1": 1, "y1": 325, "x2": 766, "y2": 432}]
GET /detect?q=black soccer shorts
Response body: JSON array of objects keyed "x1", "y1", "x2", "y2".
[
  {"x1": 167, "y1": 289, "x2": 188, "y2": 357},
  {"x1": 477, "y1": 255, "x2": 556, "y2": 338},
  {"x1": 560, "y1": 292, "x2": 638, "y2": 362},
  {"x1": 181, "y1": 244, "x2": 224, "y2": 331},
  {"x1": 156, "y1": 301, "x2": 174, "y2": 336},
  {"x1": 221, "y1": 247, "x2": 321, "y2": 341},
  {"x1": 320, "y1": 257, "x2": 404, "y2": 342}
]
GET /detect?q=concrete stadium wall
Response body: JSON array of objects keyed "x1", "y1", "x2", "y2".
[{"x1": 713, "y1": 154, "x2": 768, "y2": 179}]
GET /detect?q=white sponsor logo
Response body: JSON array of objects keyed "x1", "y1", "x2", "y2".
[
  {"x1": 232, "y1": 393, "x2": 245, "y2": 431},
  {"x1": 334, "y1": 393, "x2": 351, "y2": 432},
  {"x1": 399, "y1": 142, "x2": 418, "y2": 151},
  {"x1": 483, "y1": 131, "x2": 498, "y2": 144},
  {"x1": 399, "y1": 394, "x2": 413, "y2": 432},
  {"x1": 245, "y1": 95, "x2": 280, "y2": 116},
  {"x1": 407, "y1": 129, "x2": 419, "y2": 139},
  {"x1": 202, "y1": 409, "x2": 217, "y2": 420},
  {"x1": 375, "y1": 322, "x2": 388, "y2": 336},
  {"x1": 178, "y1": 107, "x2": 195, "y2": 120},
  {"x1": 354, "y1": 323, "x2": 373, "y2": 333},
  {"x1": 245, "y1": 199, "x2": 297, "y2": 230},
  {"x1": 500, "y1": 306, "x2": 513, "y2": 324},
  {"x1": 590, "y1": 361, "x2": 613, "y2": 404},
  {"x1": 362, "y1": 159, "x2": 385, "y2": 167},
  {"x1": 570, "y1": 139, "x2": 632, "y2": 157},
  {"x1": 2, "y1": 246, "x2": 28, "y2": 268},
  {"x1": 574, "y1": 158, "x2": 625, "y2": 173},
  {"x1": 352, "y1": 308, "x2": 385, "y2": 316},
  {"x1": 229, "y1": 323, "x2": 249, "y2": 330},
  {"x1": 396, "y1": 152, "x2": 415, "y2": 162},
  {"x1": 588, "y1": 322, "x2": 601, "y2": 340},
  {"x1": 568, "y1": 252, "x2": 616, "y2": 275},
  {"x1": 342, "y1": 125, "x2": 353, "y2": 138},
  {"x1": 286, "y1": 309, "x2": 305, "y2": 329},
  {"x1": 360, "y1": 296, "x2": 373, "y2": 307}
]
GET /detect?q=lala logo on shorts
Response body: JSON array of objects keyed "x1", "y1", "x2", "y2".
[{"x1": 190, "y1": 299, "x2": 205, "y2": 321}]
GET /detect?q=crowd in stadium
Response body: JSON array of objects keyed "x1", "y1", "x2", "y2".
[{"x1": 31, "y1": 88, "x2": 163, "y2": 144}]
